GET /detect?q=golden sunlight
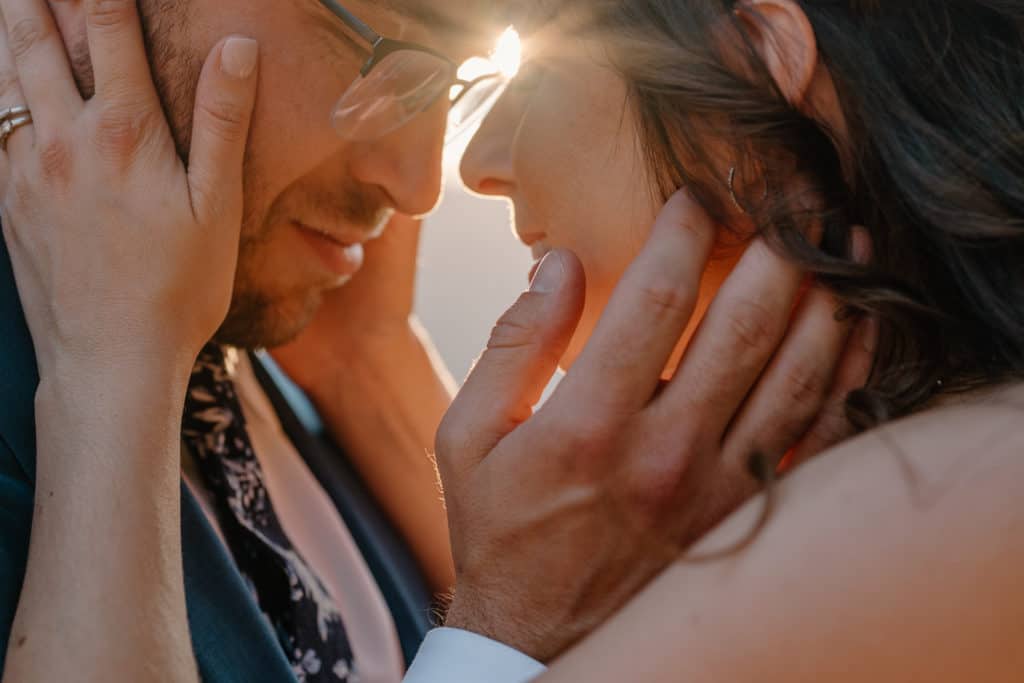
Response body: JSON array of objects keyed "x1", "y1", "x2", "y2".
[
  {"x1": 493, "y1": 26, "x2": 522, "y2": 79},
  {"x1": 456, "y1": 26, "x2": 522, "y2": 84}
]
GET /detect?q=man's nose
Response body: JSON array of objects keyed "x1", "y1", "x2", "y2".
[{"x1": 346, "y1": 97, "x2": 447, "y2": 216}]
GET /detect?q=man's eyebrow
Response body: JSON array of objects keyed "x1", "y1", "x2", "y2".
[
  {"x1": 306, "y1": 2, "x2": 373, "y2": 62},
  {"x1": 378, "y1": 0, "x2": 495, "y2": 37},
  {"x1": 309, "y1": 0, "x2": 498, "y2": 59}
]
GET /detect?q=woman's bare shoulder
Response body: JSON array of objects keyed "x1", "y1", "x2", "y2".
[
  {"x1": 542, "y1": 382, "x2": 1024, "y2": 683},
  {"x1": 779, "y1": 380, "x2": 1024, "y2": 515},
  {"x1": 847, "y1": 380, "x2": 1024, "y2": 475}
]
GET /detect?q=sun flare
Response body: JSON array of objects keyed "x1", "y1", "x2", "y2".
[
  {"x1": 456, "y1": 26, "x2": 522, "y2": 83},
  {"x1": 445, "y1": 27, "x2": 524, "y2": 173},
  {"x1": 493, "y1": 26, "x2": 522, "y2": 79}
]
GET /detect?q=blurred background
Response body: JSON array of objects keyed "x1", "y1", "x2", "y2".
[
  {"x1": 415, "y1": 149, "x2": 533, "y2": 383},
  {"x1": 413, "y1": 29, "x2": 546, "y2": 385}
]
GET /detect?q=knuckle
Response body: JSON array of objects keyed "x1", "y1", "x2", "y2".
[
  {"x1": 621, "y1": 447, "x2": 706, "y2": 527},
  {"x1": 552, "y1": 412, "x2": 614, "y2": 461},
  {"x1": 724, "y1": 299, "x2": 780, "y2": 354},
  {"x1": 92, "y1": 105, "x2": 156, "y2": 166},
  {"x1": 567, "y1": 415, "x2": 609, "y2": 447},
  {"x1": 87, "y1": 0, "x2": 136, "y2": 30},
  {"x1": 7, "y1": 16, "x2": 51, "y2": 61},
  {"x1": 635, "y1": 456, "x2": 691, "y2": 506},
  {"x1": 780, "y1": 360, "x2": 829, "y2": 408},
  {"x1": 35, "y1": 135, "x2": 74, "y2": 187},
  {"x1": 639, "y1": 279, "x2": 694, "y2": 321},
  {"x1": 197, "y1": 98, "x2": 249, "y2": 144},
  {"x1": 486, "y1": 293, "x2": 545, "y2": 351}
]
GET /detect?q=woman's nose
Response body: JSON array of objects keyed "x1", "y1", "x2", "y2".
[{"x1": 460, "y1": 106, "x2": 517, "y2": 198}]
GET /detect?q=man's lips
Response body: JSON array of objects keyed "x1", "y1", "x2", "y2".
[
  {"x1": 296, "y1": 220, "x2": 379, "y2": 247},
  {"x1": 294, "y1": 221, "x2": 368, "y2": 279}
]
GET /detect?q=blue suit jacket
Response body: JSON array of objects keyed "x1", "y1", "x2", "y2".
[{"x1": 0, "y1": 239, "x2": 432, "y2": 680}]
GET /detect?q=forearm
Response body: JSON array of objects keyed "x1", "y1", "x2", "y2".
[
  {"x1": 4, "y1": 363, "x2": 197, "y2": 683},
  {"x1": 309, "y1": 320, "x2": 456, "y2": 594}
]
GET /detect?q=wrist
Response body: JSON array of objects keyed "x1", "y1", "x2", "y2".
[
  {"x1": 300, "y1": 320, "x2": 428, "y2": 402},
  {"x1": 36, "y1": 339, "x2": 196, "y2": 394},
  {"x1": 444, "y1": 590, "x2": 553, "y2": 663},
  {"x1": 33, "y1": 368, "x2": 189, "y2": 506},
  {"x1": 34, "y1": 357, "x2": 191, "y2": 468}
]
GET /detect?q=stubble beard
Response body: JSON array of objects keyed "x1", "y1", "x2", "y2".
[
  {"x1": 138, "y1": 6, "x2": 297, "y2": 350},
  {"x1": 71, "y1": 1, "x2": 310, "y2": 350}
]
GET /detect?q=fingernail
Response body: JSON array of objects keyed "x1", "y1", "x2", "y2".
[
  {"x1": 529, "y1": 252, "x2": 564, "y2": 293},
  {"x1": 221, "y1": 37, "x2": 259, "y2": 79}
]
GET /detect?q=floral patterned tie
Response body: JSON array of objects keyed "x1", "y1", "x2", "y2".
[{"x1": 182, "y1": 344, "x2": 356, "y2": 682}]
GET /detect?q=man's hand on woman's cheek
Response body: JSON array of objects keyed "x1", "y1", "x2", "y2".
[{"x1": 435, "y1": 190, "x2": 877, "y2": 661}]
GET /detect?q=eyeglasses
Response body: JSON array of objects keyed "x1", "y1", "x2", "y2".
[{"x1": 319, "y1": 0, "x2": 512, "y2": 143}]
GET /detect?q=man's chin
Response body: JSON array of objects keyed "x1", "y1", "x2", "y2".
[{"x1": 212, "y1": 290, "x2": 324, "y2": 351}]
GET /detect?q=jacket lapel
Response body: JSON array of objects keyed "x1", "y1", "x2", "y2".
[
  {"x1": 249, "y1": 353, "x2": 434, "y2": 666},
  {"x1": 181, "y1": 482, "x2": 297, "y2": 683}
]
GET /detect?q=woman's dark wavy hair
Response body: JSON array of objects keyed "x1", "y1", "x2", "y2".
[{"x1": 571, "y1": 0, "x2": 1024, "y2": 428}]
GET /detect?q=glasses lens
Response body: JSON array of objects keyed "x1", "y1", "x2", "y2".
[
  {"x1": 333, "y1": 50, "x2": 454, "y2": 141},
  {"x1": 446, "y1": 75, "x2": 509, "y2": 144}
]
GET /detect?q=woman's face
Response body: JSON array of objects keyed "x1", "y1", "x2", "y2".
[{"x1": 461, "y1": 42, "x2": 737, "y2": 372}]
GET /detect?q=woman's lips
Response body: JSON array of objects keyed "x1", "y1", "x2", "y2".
[
  {"x1": 528, "y1": 246, "x2": 552, "y2": 284},
  {"x1": 295, "y1": 222, "x2": 365, "y2": 279},
  {"x1": 516, "y1": 231, "x2": 551, "y2": 284}
]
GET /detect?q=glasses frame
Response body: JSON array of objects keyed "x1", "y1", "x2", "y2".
[{"x1": 318, "y1": 0, "x2": 499, "y2": 113}]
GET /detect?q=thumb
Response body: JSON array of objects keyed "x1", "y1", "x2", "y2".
[
  {"x1": 186, "y1": 36, "x2": 259, "y2": 228},
  {"x1": 436, "y1": 250, "x2": 585, "y2": 478}
]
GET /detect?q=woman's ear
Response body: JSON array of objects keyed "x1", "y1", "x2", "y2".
[{"x1": 733, "y1": 0, "x2": 818, "y2": 107}]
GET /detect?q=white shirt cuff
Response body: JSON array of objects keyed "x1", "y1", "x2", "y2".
[{"x1": 404, "y1": 628, "x2": 547, "y2": 683}]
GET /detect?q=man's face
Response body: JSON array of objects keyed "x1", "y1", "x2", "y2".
[{"x1": 57, "y1": 0, "x2": 487, "y2": 349}]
